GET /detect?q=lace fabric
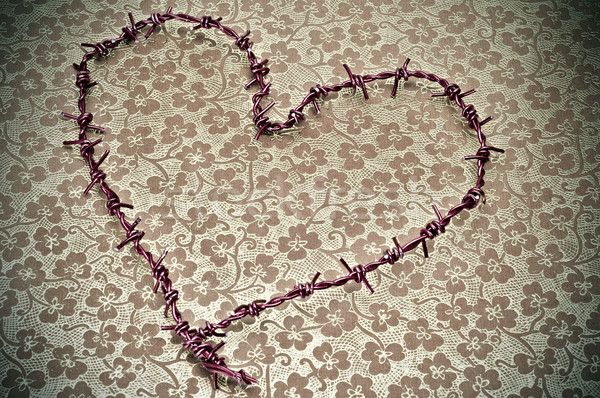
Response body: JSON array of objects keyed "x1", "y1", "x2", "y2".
[{"x1": 0, "y1": 0, "x2": 598, "y2": 396}]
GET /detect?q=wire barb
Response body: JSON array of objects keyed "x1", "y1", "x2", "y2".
[
  {"x1": 309, "y1": 84, "x2": 328, "y2": 114},
  {"x1": 83, "y1": 149, "x2": 108, "y2": 195},
  {"x1": 145, "y1": 6, "x2": 172, "y2": 39},
  {"x1": 60, "y1": 111, "x2": 104, "y2": 131},
  {"x1": 343, "y1": 63, "x2": 369, "y2": 100},
  {"x1": 339, "y1": 258, "x2": 374, "y2": 294},
  {"x1": 391, "y1": 58, "x2": 410, "y2": 98},
  {"x1": 114, "y1": 216, "x2": 144, "y2": 251},
  {"x1": 384, "y1": 236, "x2": 404, "y2": 265},
  {"x1": 294, "y1": 272, "x2": 321, "y2": 298}
]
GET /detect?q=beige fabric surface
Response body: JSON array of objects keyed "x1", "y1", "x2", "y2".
[{"x1": 0, "y1": 0, "x2": 599, "y2": 397}]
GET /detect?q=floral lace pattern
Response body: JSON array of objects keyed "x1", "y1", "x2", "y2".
[{"x1": 0, "y1": 0, "x2": 599, "y2": 397}]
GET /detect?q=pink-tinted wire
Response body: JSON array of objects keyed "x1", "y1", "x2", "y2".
[{"x1": 62, "y1": 8, "x2": 504, "y2": 389}]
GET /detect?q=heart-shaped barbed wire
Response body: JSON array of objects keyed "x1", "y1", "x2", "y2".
[{"x1": 61, "y1": 7, "x2": 504, "y2": 390}]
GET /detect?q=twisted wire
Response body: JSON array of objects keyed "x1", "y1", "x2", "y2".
[{"x1": 62, "y1": 8, "x2": 504, "y2": 389}]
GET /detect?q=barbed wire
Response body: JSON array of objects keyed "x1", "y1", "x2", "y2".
[{"x1": 61, "y1": 7, "x2": 504, "y2": 389}]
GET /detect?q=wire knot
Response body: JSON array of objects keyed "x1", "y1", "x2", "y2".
[
  {"x1": 463, "y1": 187, "x2": 485, "y2": 209},
  {"x1": 294, "y1": 272, "x2": 320, "y2": 298},
  {"x1": 199, "y1": 16, "x2": 214, "y2": 28},
  {"x1": 120, "y1": 12, "x2": 139, "y2": 42},
  {"x1": 181, "y1": 334, "x2": 201, "y2": 349},
  {"x1": 352, "y1": 264, "x2": 367, "y2": 283},
  {"x1": 422, "y1": 220, "x2": 445, "y2": 239},
  {"x1": 250, "y1": 59, "x2": 269, "y2": 76},
  {"x1": 384, "y1": 236, "x2": 403, "y2": 265},
  {"x1": 465, "y1": 146, "x2": 491, "y2": 162},
  {"x1": 296, "y1": 283, "x2": 313, "y2": 298},
  {"x1": 150, "y1": 12, "x2": 164, "y2": 26},
  {"x1": 391, "y1": 58, "x2": 411, "y2": 98},
  {"x1": 235, "y1": 30, "x2": 251, "y2": 50},
  {"x1": 60, "y1": 112, "x2": 105, "y2": 132},
  {"x1": 234, "y1": 300, "x2": 266, "y2": 317},
  {"x1": 164, "y1": 289, "x2": 178, "y2": 306},
  {"x1": 343, "y1": 64, "x2": 368, "y2": 100},
  {"x1": 78, "y1": 137, "x2": 102, "y2": 157},
  {"x1": 75, "y1": 69, "x2": 93, "y2": 89},
  {"x1": 94, "y1": 42, "x2": 109, "y2": 56},
  {"x1": 152, "y1": 266, "x2": 167, "y2": 293},
  {"x1": 145, "y1": 8, "x2": 171, "y2": 39},
  {"x1": 465, "y1": 145, "x2": 505, "y2": 162},
  {"x1": 162, "y1": 288, "x2": 178, "y2": 317},
  {"x1": 309, "y1": 84, "x2": 328, "y2": 114},
  {"x1": 458, "y1": 104, "x2": 477, "y2": 130},
  {"x1": 339, "y1": 258, "x2": 374, "y2": 294},
  {"x1": 150, "y1": 248, "x2": 169, "y2": 292},
  {"x1": 252, "y1": 83, "x2": 274, "y2": 139},
  {"x1": 188, "y1": 340, "x2": 214, "y2": 358},
  {"x1": 114, "y1": 216, "x2": 145, "y2": 251},
  {"x1": 310, "y1": 84, "x2": 328, "y2": 98},
  {"x1": 105, "y1": 192, "x2": 134, "y2": 216},
  {"x1": 205, "y1": 341, "x2": 225, "y2": 363},
  {"x1": 445, "y1": 84, "x2": 461, "y2": 102},
  {"x1": 247, "y1": 301, "x2": 260, "y2": 317},
  {"x1": 197, "y1": 321, "x2": 225, "y2": 340},
  {"x1": 145, "y1": 7, "x2": 173, "y2": 39},
  {"x1": 122, "y1": 26, "x2": 137, "y2": 41},
  {"x1": 419, "y1": 204, "x2": 447, "y2": 258},
  {"x1": 245, "y1": 59, "x2": 269, "y2": 88},
  {"x1": 253, "y1": 113, "x2": 272, "y2": 140},
  {"x1": 115, "y1": 230, "x2": 145, "y2": 252},
  {"x1": 85, "y1": 168, "x2": 106, "y2": 193},
  {"x1": 193, "y1": 15, "x2": 222, "y2": 30},
  {"x1": 289, "y1": 109, "x2": 304, "y2": 123},
  {"x1": 77, "y1": 112, "x2": 93, "y2": 127},
  {"x1": 82, "y1": 41, "x2": 110, "y2": 56},
  {"x1": 201, "y1": 343, "x2": 254, "y2": 389},
  {"x1": 432, "y1": 83, "x2": 462, "y2": 102},
  {"x1": 174, "y1": 320, "x2": 189, "y2": 335},
  {"x1": 83, "y1": 149, "x2": 109, "y2": 195}
]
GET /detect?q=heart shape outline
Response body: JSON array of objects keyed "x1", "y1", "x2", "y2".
[{"x1": 61, "y1": 7, "x2": 504, "y2": 389}]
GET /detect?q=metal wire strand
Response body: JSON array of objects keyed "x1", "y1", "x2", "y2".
[{"x1": 62, "y1": 9, "x2": 504, "y2": 389}]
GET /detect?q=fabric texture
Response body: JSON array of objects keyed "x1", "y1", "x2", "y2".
[{"x1": 0, "y1": 0, "x2": 599, "y2": 397}]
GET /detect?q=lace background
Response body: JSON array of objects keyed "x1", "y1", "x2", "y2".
[{"x1": 0, "y1": 0, "x2": 599, "y2": 397}]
